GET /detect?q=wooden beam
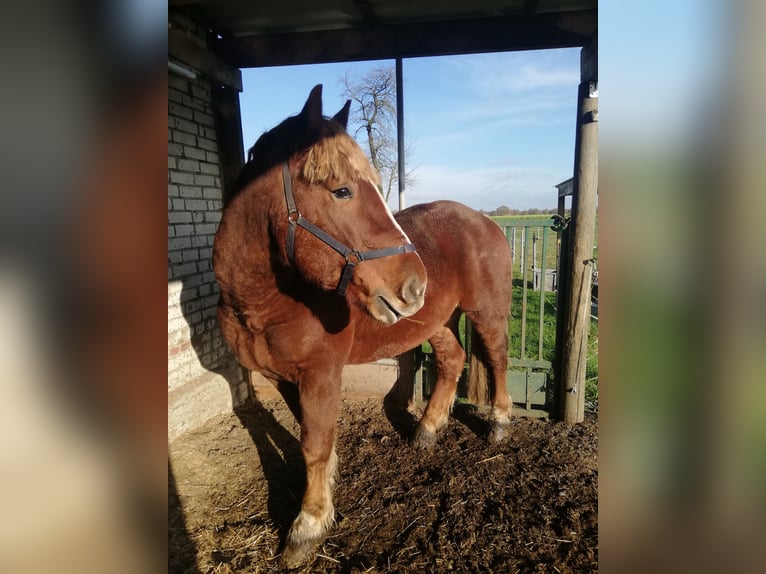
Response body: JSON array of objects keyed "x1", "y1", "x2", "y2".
[
  {"x1": 352, "y1": 0, "x2": 379, "y2": 25},
  {"x1": 169, "y1": 26, "x2": 242, "y2": 91},
  {"x1": 215, "y1": 10, "x2": 596, "y2": 68},
  {"x1": 210, "y1": 84, "x2": 245, "y2": 201}
]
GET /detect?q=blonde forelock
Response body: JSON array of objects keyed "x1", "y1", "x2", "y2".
[{"x1": 301, "y1": 134, "x2": 380, "y2": 186}]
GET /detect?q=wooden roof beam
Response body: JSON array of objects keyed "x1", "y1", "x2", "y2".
[{"x1": 215, "y1": 10, "x2": 596, "y2": 68}]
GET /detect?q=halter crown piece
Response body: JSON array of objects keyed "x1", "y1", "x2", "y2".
[{"x1": 281, "y1": 162, "x2": 416, "y2": 296}]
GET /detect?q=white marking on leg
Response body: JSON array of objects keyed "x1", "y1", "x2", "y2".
[
  {"x1": 288, "y1": 445, "x2": 337, "y2": 545},
  {"x1": 492, "y1": 406, "x2": 512, "y2": 426},
  {"x1": 287, "y1": 507, "x2": 336, "y2": 545}
]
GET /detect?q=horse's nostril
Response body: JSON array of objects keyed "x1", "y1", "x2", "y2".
[{"x1": 402, "y1": 276, "x2": 426, "y2": 304}]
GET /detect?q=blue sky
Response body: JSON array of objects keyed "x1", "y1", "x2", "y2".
[{"x1": 239, "y1": 49, "x2": 581, "y2": 212}]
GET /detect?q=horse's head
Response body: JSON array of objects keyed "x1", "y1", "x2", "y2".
[{"x1": 249, "y1": 85, "x2": 426, "y2": 325}]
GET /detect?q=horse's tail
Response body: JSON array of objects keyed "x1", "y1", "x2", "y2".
[
  {"x1": 465, "y1": 315, "x2": 510, "y2": 406},
  {"x1": 466, "y1": 323, "x2": 489, "y2": 405}
]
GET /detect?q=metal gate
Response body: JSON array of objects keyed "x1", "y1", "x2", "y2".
[{"x1": 414, "y1": 216, "x2": 560, "y2": 417}]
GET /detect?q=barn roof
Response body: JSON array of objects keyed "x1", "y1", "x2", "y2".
[{"x1": 169, "y1": 0, "x2": 597, "y2": 68}]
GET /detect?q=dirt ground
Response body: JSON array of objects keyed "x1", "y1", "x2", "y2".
[{"x1": 169, "y1": 396, "x2": 597, "y2": 573}]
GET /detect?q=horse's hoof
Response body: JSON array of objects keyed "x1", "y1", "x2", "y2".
[
  {"x1": 412, "y1": 425, "x2": 437, "y2": 449},
  {"x1": 281, "y1": 538, "x2": 320, "y2": 570},
  {"x1": 489, "y1": 421, "x2": 511, "y2": 443}
]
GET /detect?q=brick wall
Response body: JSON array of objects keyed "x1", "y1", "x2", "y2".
[{"x1": 167, "y1": 15, "x2": 249, "y2": 441}]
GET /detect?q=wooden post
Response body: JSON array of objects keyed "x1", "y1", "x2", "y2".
[{"x1": 559, "y1": 79, "x2": 598, "y2": 424}]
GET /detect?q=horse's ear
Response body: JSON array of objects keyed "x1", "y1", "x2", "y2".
[
  {"x1": 300, "y1": 84, "x2": 323, "y2": 132},
  {"x1": 332, "y1": 100, "x2": 351, "y2": 129}
]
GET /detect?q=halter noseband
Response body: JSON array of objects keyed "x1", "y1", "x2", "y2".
[{"x1": 281, "y1": 162, "x2": 416, "y2": 296}]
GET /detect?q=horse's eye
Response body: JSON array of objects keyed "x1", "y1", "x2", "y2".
[{"x1": 331, "y1": 187, "x2": 353, "y2": 200}]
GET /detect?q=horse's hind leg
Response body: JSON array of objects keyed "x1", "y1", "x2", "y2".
[
  {"x1": 466, "y1": 310, "x2": 512, "y2": 442},
  {"x1": 414, "y1": 313, "x2": 465, "y2": 448}
]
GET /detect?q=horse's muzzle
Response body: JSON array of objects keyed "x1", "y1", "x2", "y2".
[{"x1": 369, "y1": 274, "x2": 426, "y2": 325}]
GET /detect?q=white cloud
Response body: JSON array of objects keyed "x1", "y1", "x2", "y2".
[
  {"x1": 446, "y1": 51, "x2": 580, "y2": 95},
  {"x1": 394, "y1": 162, "x2": 565, "y2": 212}
]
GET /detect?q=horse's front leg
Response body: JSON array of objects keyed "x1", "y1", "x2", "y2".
[{"x1": 281, "y1": 371, "x2": 341, "y2": 569}]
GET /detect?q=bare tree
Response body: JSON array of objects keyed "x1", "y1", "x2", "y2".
[{"x1": 340, "y1": 65, "x2": 415, "y2": 203}]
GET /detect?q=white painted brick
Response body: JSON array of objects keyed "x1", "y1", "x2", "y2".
[
  {"x1": 172, "y1": 198, "x2": 185, "y2": 210},
  {"x1": 202, "y1": 305, "x2": 217, "y2": 319},
  {"x1": 186, "y1": 310, "x2": 203, "y2": 326},
  {"x1": 203, "y1": 187, "x2": 221, "y2": 199},
  {"x1": 191, "y1": 85, "x2": 209, "y2": 100},
  {"x1": 168, "y1": 88, "x2": 184, "y2": 104},
  {"x1": 197, "y1": 137, "x2": 217, "y2": 151},
  {"x1": 195, "y1": 223, "x2": 216, "y2": 235},
  {"x1": 184, "y1": 273, "x2": 204, "y2": 287},
  {"x1": 173, "y1": 131, "x2": 196, "y2": 146},
  {"x1": 173, "y1": 117, "x2": 198, "y2": 135},
  {"x1": 178, "y1": 159, "x2": 201, "y2": 172},
  {"x1": 169, "y1": 237, "x2": 192, "y2": 251},
  {"x1": 179, "y1": 186, "x2": 203, "y2": 198},
  {"x1": 174, "y1": 224, "x2": 195, "y2": 236},
  {"x1": 201, "y1": 127, "x2": 217, "y2": 139},
  {"x1": 194, "y1": 174, "x2": 215, "y2": 186},
  {"x1": 169, "y1": 102, "x2": 194, "y2": 121},
  {"x1": 207, "y1": 199, "x2": 223, "y2": 210},
  {"x1": 168, "y1": 74, "x2": 190, "y2": 91},
  {"x1": 168, "y1": 212, "x2": 192, "y2": 224},
  {"x1": 182, "y1": 93, "x2": 205, "y2": 112},
  {"x1": 179, "y1": 287, "x2": 198, "y2": 304},
  {"x1": 168, "y1": 184, "x2": 179, "y2": 196},
  {"x1": 183, "y1": 146, "x2": 206, "y2": 160},
  {"x1": 183, "y1": 298, "x2": 202, "y2": 314},
  {"x1": 191, "y1": 212, "x2": 205, "y2": 223},
  {"x1": 202, "y1": 295, "x2": 219, "y2": 309},
  {"x1": 167, "y1": 314, "x2": 190, "y2": 337},
  {"x1": 205, "y1": 151, "x2": 219, "y2": 163},
  {"x1": 190, "y1": 236, "x2": 208, "y2": 248},
  {"x1": 206, "y1": 212, "x2": 222, "y2": 223},
  {"x1": 185, "y1": 199, "x2": 207, "y2": 211},
  {"x1": 172, "y1": 262, "x2": 198, "y2": 278},
  {"x1": 168, "y1": 157, "x2": 177, "y2": 170},
  {"x1": 182, "y1": 249, "x2": 199, "y2": 262},
  {"x1": 200, "y1": 162, "x2": 219, "y2": 175},
  {"x1": 194, "y1": 110, "x2": 215, "y2": 127},
  {"x1": 168, "y1": 142, "x2": 183, "y2": 157},
  {"x1": 170, "y1": 171, "x2": 195, "y2": 185}
]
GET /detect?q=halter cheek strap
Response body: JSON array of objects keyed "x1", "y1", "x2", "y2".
[{"x1": 281, "y1": 162, "x2": 416, "y2": 296}]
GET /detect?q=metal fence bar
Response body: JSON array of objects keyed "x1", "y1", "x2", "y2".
[
  {"x1": 538, "y1": 226, "x2": 548, "y2": 360},
  {"x1": 520, "y1": 226, "x2": 529, "y2": 359}
]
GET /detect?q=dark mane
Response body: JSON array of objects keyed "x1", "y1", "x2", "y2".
[{"x1": 227, "y1": 112, "x2": 348, "y2": 204}]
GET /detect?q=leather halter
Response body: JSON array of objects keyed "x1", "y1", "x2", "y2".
[{"x1": 281, "y1": 162, "x2": 416, "y2": 296}]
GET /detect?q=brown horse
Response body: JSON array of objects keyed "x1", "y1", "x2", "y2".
[{"x1": 213, "y1": 85, "x2": 512, "y2": 567}]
